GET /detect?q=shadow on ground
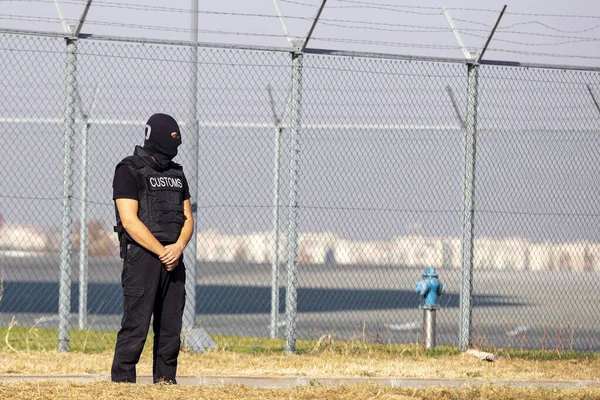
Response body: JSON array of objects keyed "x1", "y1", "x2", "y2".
[{"x1": 0, "y1": 282, "x2": 522, "y2": 315}]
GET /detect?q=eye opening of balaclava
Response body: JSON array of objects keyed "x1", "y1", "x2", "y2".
[{"x1": 143, "y1": 113, "x2": 182, "y2": 168}]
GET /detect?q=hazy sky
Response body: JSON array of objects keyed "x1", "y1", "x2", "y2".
[{"x1": 0, "y1": 0, "x2": 599, "y2": 67}]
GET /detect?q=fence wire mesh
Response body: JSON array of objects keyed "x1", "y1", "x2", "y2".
[
  {"x1": 472, "y1": 66, "x2": 600, "y2": 351},
  {"x1": 0, "y1": 31, "x2": 599, "y2": 352}
]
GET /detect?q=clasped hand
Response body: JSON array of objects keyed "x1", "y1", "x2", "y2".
[{"x1": 159, "y1": 242, "x2": 184, "y2": 271}]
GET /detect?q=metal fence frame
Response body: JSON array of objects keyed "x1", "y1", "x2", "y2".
[{"x1": 1, "y1": 25, "x2": 600, "y2": 353}]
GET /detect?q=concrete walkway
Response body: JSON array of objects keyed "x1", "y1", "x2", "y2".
[{"x1": 1, "y1": 375, "x2": 600, "y2": 389}]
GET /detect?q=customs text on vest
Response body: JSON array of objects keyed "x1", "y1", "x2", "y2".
[{"x1": 115, "y1": 148, "x2": 185, "y2": 245}]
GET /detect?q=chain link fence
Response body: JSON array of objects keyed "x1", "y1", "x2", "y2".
[
  {"x1": 0, "y1": 31, "x2": 599, "y2": 352},
  {"x1": 472, "y1": 65, "x2": 600, "y2": 351}
]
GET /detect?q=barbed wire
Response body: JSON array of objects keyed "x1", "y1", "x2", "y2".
[
  {"x1": 320, "y1": 17, "x2": 448, "y2": 30},
  {"x1": 330, "y1": 0, "x2": 600, "y2": 19},
  {"x1": 2, "y1": 11, "x2": 598, "y2": 45},
  {"x1": 2, "y1": 0, "x2": 600, "y2": 22},
  {"x1": 68, "y1": 0, "x2": 319, "y2": 23},
  {"x1": 282, "y1": 0, "x2": 447, "y2": 16},
  {"x1": 499, "y1": 21, "x2": 600, "y2": 34},
  {"x1": 0, "y1": 0, "x2": 318, "y2": 29},
  {"x1": 311, "y1": 36, "x2": 468, "y2": 51},
  {"x1": 2, "y1": 32, "x2": 598, "y2": 68},
  {"x1": 333, "y1": 0, "x2": 498, "y2": 13},
  {"x1": 335, "y1": 0, "x2": 600, "y2": 21},
  {"x1": 326, "y1": 4, "x2": 442, "y2": 17},
  {"x1": 0, "y1": 1, "x2": 598, "y2": 64},
  {"x1": 409, "y1": 17, "x2": 600, "y2": 41},
  {"x1": 464, "y1": 32, "x2": 600, "y2": 48},
  {"x1": 319, "y1": 20, "x2": 450, "y2": 33},
  {"x1": 0, "y1": 13, "x2": 66, "y2": 25},
  {"x1": 448, "y1": 17, "x2": 600, "y2": 51},
  {"x1": 62, "y1": 0, "x2": 216, "y2": 14},
  {"x1": 4, "y1": 0, "x2": 599, "y2": 20},
  {"x1": 0, "y1": 0, "x2": 291, "y2": 18},
  {"x1": 489, "y1": 47, "x2": 600, "y2": 60},
  {"x1": 316, "y1": 18, "x2": 600, "y2": 43},
  {"x1": 452, "y1": 17, "x2": 492, "y2": 29},
  {"x1": 492, "y1": 30, "x2": 600, "y2": 42},
  {"x1": 278, "y1": 0, "x2": 318, "y2": 7},
  {"x1": 505, "y1": 11, "x2": 600, "y2": 20},
  {"x1": 333, "y1": 0, "x2": 444, "y2": 11},
  {"x1": 0, "y1": 0, "x2": 317, "y2": 25},
  {"x1": 79, "y1": 19, "x2": 303, "y2": 39}
]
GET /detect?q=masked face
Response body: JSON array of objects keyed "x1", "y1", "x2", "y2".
[{"x1": 143, "y1": 113, "x2": 182, "y2": 166}]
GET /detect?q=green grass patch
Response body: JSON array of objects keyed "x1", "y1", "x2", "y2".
[
  {"x1": 208, "y1": 333, "x2": 460, "y2": 357},
  {"x1": 0, "y1": 326, "x2": 117, "y2": 353},
  {"x1": 1, "y1": 325, "x2": 598, "y2": 361},
  {"x1": 494, "y1": 347, "x2": 600, "y2": 361}
]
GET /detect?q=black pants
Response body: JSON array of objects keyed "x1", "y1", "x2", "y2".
[{"x1": 111, "y1": 242, "x2": 186, "y2": 383}]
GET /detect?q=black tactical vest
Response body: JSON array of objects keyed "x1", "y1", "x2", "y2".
[{"x1": 114, "y1": 146, "x2": 186, "y2": 245}]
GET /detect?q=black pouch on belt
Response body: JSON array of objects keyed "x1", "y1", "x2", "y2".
[{"x1": 114, "y1": 224, "x2": 128, "y2": 259}]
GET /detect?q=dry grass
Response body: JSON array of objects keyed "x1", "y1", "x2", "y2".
[
  {"x1": 0, "y1": 349, "x2": 599, "y2": 382},
  {"x1": 1, "y1": 381, "x2": 600, "y2": 400},
  {"x1": 1, "y1": 328, "x2": 599, "y2": 399},
  {"x1": 1, "y1": 337, "x2": 600, "y2": 399}
]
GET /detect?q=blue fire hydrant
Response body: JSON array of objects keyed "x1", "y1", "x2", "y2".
[
  {"x1": 414, "y1": 267, "x2": 444, "y2": 349},
  {"x1": 414, "y1": 267, "x2": 444, "y2": 309}
]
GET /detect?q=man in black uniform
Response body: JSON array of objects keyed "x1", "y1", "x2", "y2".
[{"x1": 111, "y1": 113, "x2": 194, "y2": 384}]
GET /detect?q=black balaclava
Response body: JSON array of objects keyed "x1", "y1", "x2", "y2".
[{"x1": 143, "y1": 113, "x2": 182, "y2": 168}]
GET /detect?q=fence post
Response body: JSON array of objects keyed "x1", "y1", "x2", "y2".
[
  {"x1": 76, "y1": 85, "x2": 98, "y2": 331},
  {"x1": 459, "y1": 62, "x2": 480, "y2": 352},
  {"x1": 183, "y1": 0, "x2": 199, "y2": 332},
  {"x1": 78, "y1": 118, "x2": 89, "y2": 330},
  {"x1": 284, "y1": 51, "x2": 304, "y2": 354},
  {"x1": 58, "y1": 37, "x2": 78, "y2": 352},
  {"x1": 270, "y1": 111, "x2": 283, "y2": 339}
]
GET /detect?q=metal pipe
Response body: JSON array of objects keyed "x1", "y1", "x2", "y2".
[
  {"x1": 475, "y1": 5, "x2": 507, "y2": 64},
  {"x1": 272, "y1": 0, "x2": 293, "y2": 45},
  {"x1": 423, "y1": 309, "x2": 437, "y2": 350},
  {"x1": 459, "y1": 63, "x2": 480, "y2": 352},
  {"x1": 58, "y1": 37, "x2": 78, "y2": 352},
  {"x1": 76, "y1": 85, "x2": 98, "y2": 332},
  {"x1": 442, "y1": 8, "x2": 472, "y2": 61},
  {"x1": 284, "y1": 52, "x2": 304, "y2": 354},
  {"x1": 78, "y1": 120, "x2": 89, "y2": 330},
  {"x1": 53, "y1": 0, "x2": 71, "y2": 34},
  {"x1": 73, "y1": 0, "x2": 93, "y2": 38},
  {"x1": 2, "y1": 117, "x2": 598, "y2": 133},
  {"x1": 301, "y1": 0, "x2": 328, "y2": 52},
  {"x1": 270, "y1": 127, "x2": 282, "y2": 339},
  {"x1": 183, "y1": 0, "x2": 199, "y2": 332},
  {"x1": 268, "y1": 85, "x2": 283, "y2": 339}
]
